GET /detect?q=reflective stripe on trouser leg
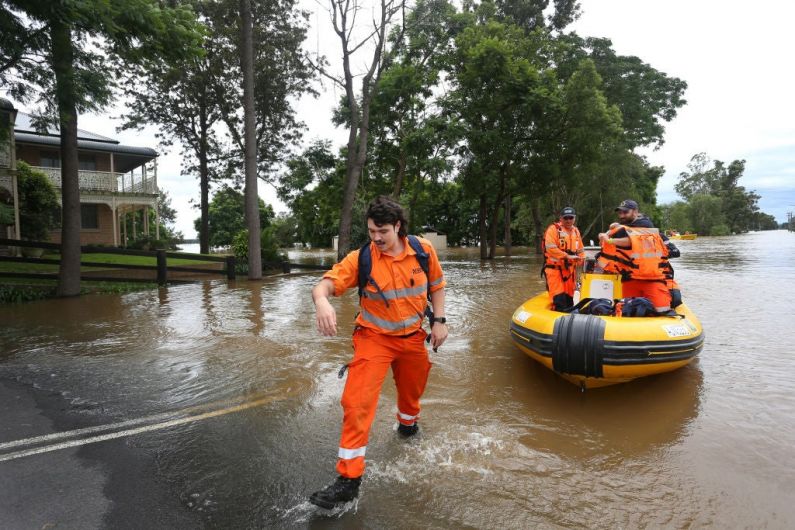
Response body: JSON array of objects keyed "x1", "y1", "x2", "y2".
[
  {"x1": 392, "y1": 331, "x2": 431, "y2": 426},
  {"x1": 336, "y1": 329, "x2": 394, "y2": 478}
]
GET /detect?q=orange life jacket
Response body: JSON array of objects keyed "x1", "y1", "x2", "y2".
[
  {"x1": 597, "y1": 225, "x2": 669, "y2": 281},
  {"x1": 622, "y1": 226, "x2": 668, "y2": 280},
  {"x1": 595, "y1": 225, "x2": 632, "y2": 274},
  {"x1": 543, "y1": 222, "x2": 583, "y2": 278}
]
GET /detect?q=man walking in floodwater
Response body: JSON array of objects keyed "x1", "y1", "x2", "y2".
[{"x1": 309, "y1": 195, "x2": 448, "y2": 509}]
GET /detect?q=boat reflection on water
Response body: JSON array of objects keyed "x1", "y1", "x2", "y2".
[{"x1": 510, "y1": 357, "x2": 704, "y2": 458}]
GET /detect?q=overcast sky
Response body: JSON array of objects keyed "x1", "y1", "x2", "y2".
[{"x1": 70, "y1": 0, "x2": 795, "y2": 237}]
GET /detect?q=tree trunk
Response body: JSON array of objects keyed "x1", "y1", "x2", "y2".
[
  {"x1": 487, "y1": 196, "x2": 501, "y2": 259},
  {"x1": 198, "y1": 103, "x2": 210, "y2": 254},
  {"x1": 531, "y1": 199, "x2": 543, "y2": 255},
  {"x1": 391, "y1": 149, "x2": 407, "y2": 199},
  {"x1": 504, "y1": 194, "x2": 512, "y2": 256},
  {"x1": 240, "y1": 0, "x2": 261, "y2": 279},
  {"x1": 479, "y1": 193, "x2": 488, "y2": 260},
  {"x1": 337, "y1": 116, "x2": 360, "y2": 260},
  {"x1": 407, "y1": 176, "x2": 421, "y2": 234},
  {"x1": 52, "y1": 20, "x2": 81, "y2": 297}
]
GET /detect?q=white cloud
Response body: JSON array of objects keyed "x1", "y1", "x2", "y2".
[{"x1": 571, "y1": 0, "x2": 795, "y2": 220}]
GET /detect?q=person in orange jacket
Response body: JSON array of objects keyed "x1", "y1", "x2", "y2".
[
  {"x1": 597, "y1": 199, "x2": 678, "y2": 313},
  {"x1": 309, "y1": 196, "x2": 448, "y2": 509},
  {"x1": 542, "y1": 206, "x2": 585, "y2": 311}
]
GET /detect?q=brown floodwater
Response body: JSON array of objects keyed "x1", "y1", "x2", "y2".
[{"x1": 1, "y1": 230, "x2": 794, "y2": 527}]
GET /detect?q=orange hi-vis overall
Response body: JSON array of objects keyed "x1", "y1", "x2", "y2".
[
  {"x1": 323, "y1": 237, "x2": 446, "y2": 478},
  {"x1": 543, "y1": 222, "x2": 584, "y2": 307},
  {"x1": 597, "y1": 226, "x2": 672, "y2": 310}
]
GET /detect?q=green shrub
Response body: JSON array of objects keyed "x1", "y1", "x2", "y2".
[
  {"x1": 231, "y1": 227, "x2": 287, "y2": 271},
  {"x1": 0, "y1": 285, "x2": 56, "y2": 304},
  {"x1": 0, "y1": 202, "x2": 14, "y2": 225},
  {"x1": 127, "y1": 234, "x2": 177, "y2": 251},
  {"x1": 17, "y1": 162, "x2": 60, "y2": 241}
]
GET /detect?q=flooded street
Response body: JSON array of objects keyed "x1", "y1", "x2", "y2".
[{"x1": 1, "y1": 230, "x2": 794, "y2": 528}]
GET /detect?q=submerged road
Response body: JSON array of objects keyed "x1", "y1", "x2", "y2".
[{"x1": 1, "y1": 231, "x2": 795, "y2": 528}]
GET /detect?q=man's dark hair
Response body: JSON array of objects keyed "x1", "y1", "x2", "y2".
[{"x1": 365, "y1": 195, "x2": 408, "y2": 237}]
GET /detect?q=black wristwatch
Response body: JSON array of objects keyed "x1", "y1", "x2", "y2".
[{"x1": 433, "y1": 317, "x2": 447, "y2": 325}]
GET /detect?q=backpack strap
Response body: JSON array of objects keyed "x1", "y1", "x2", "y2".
[
  {"x1": 357, "y1": 242, "x2": 390, "y2": 307},
  {"x1": 406, "y1": 235, "x2": 430, "y2": 300}
]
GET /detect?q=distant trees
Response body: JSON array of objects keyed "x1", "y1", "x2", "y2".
[
  {"x1": 194, "y1": 185, "x2": 274, "y2": 249},
  {"x1": 661, "y1": 152, "x2": 776, "y2": 235}
]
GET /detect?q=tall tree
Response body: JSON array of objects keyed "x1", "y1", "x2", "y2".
[
  {"x1": 239, "y1": 0, "x2": 261, "y2": 278},
  {"x1": 121, "y1": 0, "x2": 312, "y2": 255},
  {"x1": 316, "y1": 0, "x2": 407, "y2": 259},
  {"x1": 4, "y1": 0, "x2": 202, "y2": 296},
  {"x1": 443, "y1": 17, "x2": 555, "y2": 258}
]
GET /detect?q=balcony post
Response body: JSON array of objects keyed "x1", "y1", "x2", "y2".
[{"x1": 112, "y1": 200, "x2": 118, "y2": 246}]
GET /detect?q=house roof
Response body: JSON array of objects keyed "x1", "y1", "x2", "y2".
[
  {"x1": 14, "y1": 132, "x2": 157, "y2": 157},
  {"x1": 15, "y1": 112, "x2": 118, "y2": 143},
  {"x1": 12, "y1": 112, "x2": 158, "y2": 171}
]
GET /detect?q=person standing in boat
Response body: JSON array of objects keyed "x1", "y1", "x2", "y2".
[
  {"x1": 542, "y1": 206, "x2": 586, "y2": 311},
  {"x1": 597, "y1": 199, "x2": 680, "y2": 313},
  {"x1": 308, "y1": 195, "x2": 448, "y2": 509}
]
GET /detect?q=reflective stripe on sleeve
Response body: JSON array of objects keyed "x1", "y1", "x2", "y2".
[
  {"x1": 429, "y1": 276, "x2": 444, "y2": 287},
  {"x1": 338, "y1": 446, "x2": 367, "y2": 460}
]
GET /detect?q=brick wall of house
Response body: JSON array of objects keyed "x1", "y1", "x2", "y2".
[
  {"x1": 94, "y1": 153, "x2": 111, "y2": 172},
  {"x1": 49, "y1": 204, "x2": 116, "y2": 246},
  {"x1": 16, "y1": 146, "x2": 112, "y2": 173},
  {"x1": 16, "y1": 144, "x2": 44, "y2": 165}
]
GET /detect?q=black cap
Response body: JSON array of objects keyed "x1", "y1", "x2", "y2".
[
  {"x1": 615, "y1": 199, "x2": 638, "y2": 212},
  {"x1": 560, "y1": 206, "x2": 576, "y2": 217}
]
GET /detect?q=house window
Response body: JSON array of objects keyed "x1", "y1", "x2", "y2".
[
  {"x1": 81, "y1": 204, "x2": 99, "y2": 229},
  {"x1": 78, "y1": 154, "x2": 97, "y2": 171},
  {"x1": 40, "y1": 151, "x2": 60, "y2": 168}
]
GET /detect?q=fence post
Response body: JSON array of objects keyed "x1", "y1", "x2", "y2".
[
  {"x1": 281, "y1": 261, "x2": 291, "y2": 274},
  {"x1": 226, "y1": 255, "x2": 236, "y2": 280},
  {"x1": 156, "y1": 250, "x2": 167, "y2": 285}
]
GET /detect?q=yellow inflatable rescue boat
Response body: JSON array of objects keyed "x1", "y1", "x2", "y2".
[{"x1": 510, "y1": 272, "x2": 704, "y2": 389}]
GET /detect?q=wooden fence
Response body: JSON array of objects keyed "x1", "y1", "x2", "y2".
[{"x1": 0, "y1": 238, "x2": 332, "y2": 285}]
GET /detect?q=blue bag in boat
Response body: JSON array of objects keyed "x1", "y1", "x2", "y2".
[
  {"x1": 618, "y1": 297, "x2": 655, "y2": 317},
  {"x1": 570, "y1": 298, "x2": 614, "y2": 316}
]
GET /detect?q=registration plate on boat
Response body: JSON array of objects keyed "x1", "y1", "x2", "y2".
[
  {"x1": 514, "y1": 310, "x2": 532, "y2": 323},
  {"x1": 662, "y1": 324, "x2": 691, "y2": 337}
]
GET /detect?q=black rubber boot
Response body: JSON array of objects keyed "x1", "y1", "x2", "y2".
[
  {"x1": 397, "y1": 422, "x2": 419, "y2": 437},
  {"x1": 309, "y1": 476, "x2": 361, "y2": 509}
]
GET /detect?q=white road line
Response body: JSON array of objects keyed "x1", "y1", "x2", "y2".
[
  {"x1": 0, "y1": 392, "x2": 271, "y2": 452},
  {"x1": 0, "y1": 394, "x2": 277, "y2": 463}
]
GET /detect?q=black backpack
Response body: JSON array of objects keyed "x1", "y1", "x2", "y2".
[
  {"x1": 618, "y1": 297, "x2": 655, "y2": 317},
  {"x1": 569, "y1": 298, "x2": 614, "y2": 315}
]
